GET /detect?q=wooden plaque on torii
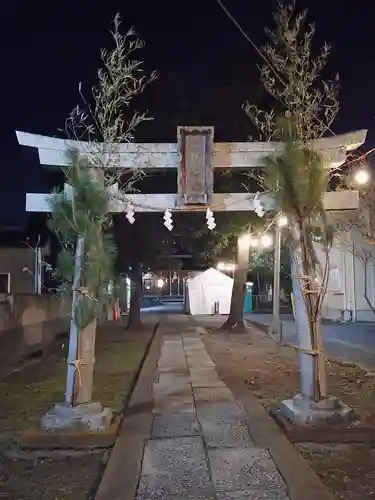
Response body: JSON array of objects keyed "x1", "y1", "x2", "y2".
[{"x1": 177, "y1": 126, "x2": 214, "y2": 207}]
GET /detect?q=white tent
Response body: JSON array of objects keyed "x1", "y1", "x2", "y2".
[{"x1": 185, "y1": 267, "x2": 234, "y2": 315}]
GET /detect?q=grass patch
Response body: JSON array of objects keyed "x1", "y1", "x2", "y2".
[
  {"x1": 93, "y1": 339, "x2": 151, "y2": 412},
  {"x1": 0, "y1": 322, "x2": 154, "y2": 440},
  {"x1": 0, "y1": 359, "x2": 66, "y2": 437}
]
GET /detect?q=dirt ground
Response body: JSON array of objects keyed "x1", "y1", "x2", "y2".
[
  {"x1": 0, "y1": 320, "x2": 154, "y2": 500},
  {"x1": 202, "y1": 324, "x2": 375, "y2": 500},
  {"x1": 0, "y1": 452, "x2": 104, "y2": 500}
]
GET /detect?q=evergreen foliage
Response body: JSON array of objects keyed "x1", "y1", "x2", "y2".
[{"x1": 48, "y1": 154, "x2": 117, "y2": 329}]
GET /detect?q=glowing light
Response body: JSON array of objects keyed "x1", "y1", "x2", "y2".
[
  {"x1": 157, "y1": 279, "x2": 164, "y2": 288},
  {"x1": 217, "y1": 262, "x2": 236, "y2": 272},
  {"x1": 277, "y1": 214, "x2": 288, "y2": 227},
  {"x1": 354, "y1": 169, "x2": 370, "y2": 185},
  {"x1": 261, "y1": 234, "x2": 273, "y2": 248}
]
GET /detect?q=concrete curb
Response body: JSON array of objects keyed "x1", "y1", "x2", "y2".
[
  {"x1": 94, "y1": 323, "x2": 163, "y2": 500},
  {"x1": 203, "y1": 336, "x2": 336, "y2": 500}
]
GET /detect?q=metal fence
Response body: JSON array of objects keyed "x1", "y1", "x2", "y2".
[{"x1": 252, "y1": 294, "x2": 292, "y2": 313}]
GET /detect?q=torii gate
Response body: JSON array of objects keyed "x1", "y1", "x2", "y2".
[
  {"x1": 16, "y1": 126, "x2": 367, "y2": 429},
  {"x1": 18, "y1": 126, "x2": 365, "y2": 215}
]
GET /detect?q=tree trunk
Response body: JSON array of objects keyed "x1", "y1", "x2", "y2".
[
  {"x1": 74, "y1": 319, "x2": 97, "y2": 405},
  {"x1": 221, "y1": 234, "x2": 250, "y2": 332},
  {"x1": 127, "y1": 262, "x2": 143, "y2": 330},
  {"x1": 363, "y1": 260, "x2": 375, "y2": 316}
]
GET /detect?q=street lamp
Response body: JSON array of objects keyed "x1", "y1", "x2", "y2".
[
  {"x1": 354, "y1": 168, "x2": 370, "y2": 186},
  {"x1": 216, "y1": 261, "x2": 236, "y2": 277},
  {"x1": 272, "y1": 213, "x2": 288, "y2": 340},
  {"x1": 278, "y1": 215, "x2": 288, "y2": 227},
  {"x1": 260, "y1": 234, "x2": 273, "y2": 248}
]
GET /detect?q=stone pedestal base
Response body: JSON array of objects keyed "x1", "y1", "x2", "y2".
[
  {"x1": 40, "y1": 402, "x2": 113, "y2": 432},
  {"x1": 279, "y1": 394, "x2": 353, "y2": 425}
]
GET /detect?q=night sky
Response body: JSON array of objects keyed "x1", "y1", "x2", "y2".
[{"x1": 1, "y1": 0, "x2": 374, "y2": 228}]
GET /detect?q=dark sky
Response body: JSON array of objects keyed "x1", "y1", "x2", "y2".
[{"x1": 1, "y1": 0, "x2": 375, "y2": 227}]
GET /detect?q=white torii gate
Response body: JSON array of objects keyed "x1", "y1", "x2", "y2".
[
  {"x1": 16, "y1": 126, "x2": 367, "y2": 428},
  {"x1": 18, "y1": 126, "x2": 365, "y2": 214}
]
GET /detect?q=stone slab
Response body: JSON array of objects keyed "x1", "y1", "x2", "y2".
[
  {"x1": 186, "y1": 354, "x2": 215, "y2": 366},
  {"x1": 136, "y1": 473, "x2": 216, "y2": 500},
  {"x1": 137, "y1": 437, "x2": 213, "y2": 499},
  {"x1": 189, "y1": 367, "x2": 219, "y2": 376},
  {"x1": 158, "y1": 355, "x2": 187, "y2": 366},
  {"x1": 153, "y1": 381, "x2": 192, "y2": 401},
  {"x1": 201, "y1": 421, "x2": 254, "y2": 448},
  {"x1": 188, "y1": 363, "x2": 216, "y2": 369},
  {"x1": 196, "y1": 402, "x2": 249, "y2": 426},
  {"x1": 153, "y1": 395, "x2": 195, "y2": 413},
  {"x1": 279, "y1": 396, "x2": 353, "y2": 426},
  {"x1": 157, "y1": 363, "x2": 188, "y2": 373},
  {"x1": 194, "y1": 387, "x2": 234, "y2": 403},
  {"x1": 157, "y1": 364, "x2": 187, "y2": 371},
  {"x1": 191, "y1": 377, "x2": 226, "y2": 388},
  {"x1": 142, "y1": 436, "x2": 206, "y2": 474},
  {"x1": 159, "y1": 343, "x2": 184, "y2": 351},
  {"x1": 40, "y1": 402, "x2": 113, "y2": 432},
  {"x1": 187, "y1": 353, "x2": 214, "y2": 362},
  {"x1": 189, "y1": 368, "x2": 224, "y2": 386},
  {"x1": 136, "y1": 474, "x2": 215, "y2": 500},
  {"x1": 159, "y1": 349, "x2": 185, "y2": 358},
  {"x1": 183, "y1": 337, "x2": 204, "y2": 344},
  {"x1": 21, "y1": 416, "x2": 121, "y2": 449},
  {"x1": 152, "y1": 410, "x2": 200, "y2": 438},
  {"x1": 158, "y1": 347, "x2": 186, "y2": 363},
  {"x1": 187, "y1": 354, "x2": 214, "y2": 360},
  {"x1": 216, "y1": 490, "x2": 290, "y2": 500},
  {"x1": 158, "y1": 373, "x2": 191, "y2": 386},
  {"x1": 184, "y1": 346, "x2": 206, "y2": 355},
  {"x1": 184, "y1": 340, "x2": 208, "y2": 347},
  {"x1": 157, "y1": 366, "x2": 190, "y2": 375},
  {"x1": 209, "y1": 448, "x2": 287, "y2": 492}
]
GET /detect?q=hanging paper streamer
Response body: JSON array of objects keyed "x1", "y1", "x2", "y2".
[
  {"x1": 163, "y1": 209, "x2": 173, "y2": 231},
  {"x1": 125, "y1": 205, "x2": 135, "y2": 224},
  {"x1": 206, "y1": 208, "x2": 216, "y2": 230},
  {"x1": 252, "y1": 193, "x2": 265, "y2": 217}
]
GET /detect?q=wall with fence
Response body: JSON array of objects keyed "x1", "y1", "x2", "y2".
[{"x1": 0, "y1": 293, "x2": 70, "y2": 376}]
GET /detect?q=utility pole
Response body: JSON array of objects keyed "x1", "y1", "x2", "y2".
[
  {"x1": 272, "y1": 224, "x2": 282, "y2": 339},
  {"x1": 272, "y1": 215, "x2": 288, "y2": 341}
]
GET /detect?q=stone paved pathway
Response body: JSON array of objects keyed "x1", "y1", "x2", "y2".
[{"x1": 135, "y1": 327, "x2": 291, "y2": 500}]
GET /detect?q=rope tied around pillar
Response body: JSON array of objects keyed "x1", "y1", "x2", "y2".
[
  {"x1": 288, "y1": 344, "x2": 331, "y2": 365},
  {"x1": 68, "y1": 358, "x2": 96, "y2": 387}
]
